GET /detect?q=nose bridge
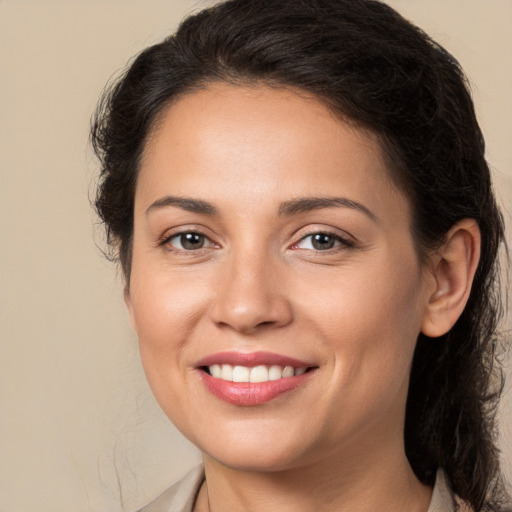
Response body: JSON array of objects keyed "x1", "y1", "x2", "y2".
[{"x1": 209, "y1": 240, "x2": 292, "y2": 333}]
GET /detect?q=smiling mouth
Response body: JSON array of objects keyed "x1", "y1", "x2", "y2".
[
  {"x1": 196, "y1": 352, "x2": 318, "y2": 405},
  {"x1": 202, "y1": 364, "x2": 312, "y2": 383}
]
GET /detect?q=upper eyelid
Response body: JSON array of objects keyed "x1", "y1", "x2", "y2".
[
  {"x1": 159, "y1": 225, "x2": 217, "y2": 244},
  {"x1": 166, "y1": 232, "x2": 213, "y2": 244},
  {"x1": 161, "y1": 231, "x2": 218, "y2": 254},
  {"x1": 291, "y1": 225, "x2": 356, "y2": 243},
  {"x1": 157, "y1": 225, "x2": 357, "y2": 249},
  {"x1": 291, "y1": 231, "x2": 355, "y2": 249}
]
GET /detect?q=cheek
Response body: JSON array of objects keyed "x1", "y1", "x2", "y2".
[
  {"x1": 130, "y1": 266, "x2": 206, "y2": 339},
  {"x1": 127, "y1": 263, "x2": 211, "y2": 397},
  {"x1": 128, "y1": 278, "x2": 206, "y2": 433},
  {"x1": 296, "y1": 252, "x2": 425, "y2": 392}
]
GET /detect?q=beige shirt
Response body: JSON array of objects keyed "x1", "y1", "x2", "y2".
[{"x1": 138, "y1": 465, "x2": 457, "y2": 512}]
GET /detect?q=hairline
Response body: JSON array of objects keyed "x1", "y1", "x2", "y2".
[{"x1": 123, "y1": 77, "x2": 429, "y2": 282}]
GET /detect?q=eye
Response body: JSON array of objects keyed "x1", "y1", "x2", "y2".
[
  {"x1": 294, "y1": 232, "x2": 353, "y2": 251},
  {"x1": 165, "y1": 231, "x2": 214, "y2": 251}
]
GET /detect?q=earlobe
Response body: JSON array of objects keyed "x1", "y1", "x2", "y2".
[{"x1": 421, "y1": 219, "x2": 481, "y2": 338}]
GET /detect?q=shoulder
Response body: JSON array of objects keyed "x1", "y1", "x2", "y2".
[{"x1": 136, "y1": 465, "x2": 205, "y2": 512}]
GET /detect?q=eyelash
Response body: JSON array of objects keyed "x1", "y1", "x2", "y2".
[
  {"x1": 160, "y1": 228, "x2": 355, "y2": 253},
  {"x1": 292, "y1": 230, "x2": 355, "y2": 251},
  {"x1": 160, "y1": 229, "x2": 216, "y2": 253}
]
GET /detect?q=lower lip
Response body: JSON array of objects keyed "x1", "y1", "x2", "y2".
[{"x1": 198, "y1": 370, "x2": 314, "y2": 406}]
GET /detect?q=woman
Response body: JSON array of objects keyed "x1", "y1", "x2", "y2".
[{"x1": 91, "y1": 0, "x2": 510, "y2": 510}]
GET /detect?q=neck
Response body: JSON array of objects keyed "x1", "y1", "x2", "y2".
[{"x1": 194, "y1": 435, "x2": 432, "y2": 512}]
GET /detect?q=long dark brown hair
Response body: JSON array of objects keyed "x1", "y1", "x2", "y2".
[{"x1": 91, "y1": 1, "x2": 510, "y2": 509}]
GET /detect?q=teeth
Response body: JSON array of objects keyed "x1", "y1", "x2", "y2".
[
  {"x1": 269, "y1": 365, "x2": 283, "y2": 381},
  {"x1": 208, "y1": 364, "x2": 308, "y2": 382},
  {"x1": 282, "y1": 366, "x2": 294, "y2": 378},
  {"x1": 250, "y1": 365, "x2": 269, "y2": 383},
  {"x1": 211, "y1": 364, "x2": 221, "y2": 378},
  {"x1": 220, "y1": 364, "x2": 233, "y2": 381},
  {"x1": 232, "y1": 365, "x2": 250, "y2": 382}
]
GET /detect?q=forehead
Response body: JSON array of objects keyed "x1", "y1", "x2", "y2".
[
  {"x1": 144, "y1": 83, "x2": 382, "y2": 167},
  {"x1": 137, "y1": 83, "x2": 409, "y2": 224}
]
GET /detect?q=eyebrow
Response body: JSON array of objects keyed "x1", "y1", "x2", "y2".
[
  {"x1": 278, "y1": 196, "x2": 377, "y2": 222},
  {"x1": 146, "y1": 196, "x2": 218, "y2": 216},
  {"x1": 146, "y1": 194, "x2": 376, "y2": 222}
]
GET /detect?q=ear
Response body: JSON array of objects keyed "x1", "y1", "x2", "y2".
[
  {"x1": 421, "y1": 219, "x2": 481, "y2": 338},
  {"x1": 124, "y1": 285, "x2": 137, "y2": 332}
]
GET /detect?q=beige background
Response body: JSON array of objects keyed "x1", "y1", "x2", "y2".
[{"x1": 0, "y1": 1, "x2": 510, "y2": 511}]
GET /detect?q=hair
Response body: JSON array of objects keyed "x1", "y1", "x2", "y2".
[{"x1": 91, "y1": 0, "x2": 509, "y2": 510}]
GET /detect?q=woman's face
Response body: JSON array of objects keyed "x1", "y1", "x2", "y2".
[{"x1": 126, "y1": 83, "x2": 434, "y2": 471}]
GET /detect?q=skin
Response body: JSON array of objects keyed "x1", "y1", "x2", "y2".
[{"x1": 125, "y1": 83, "x2": 480, "y2": 511}]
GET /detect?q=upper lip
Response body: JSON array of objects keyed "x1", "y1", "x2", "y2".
[{"x1": 195, "y1": 351, "x2": 315, "y2": 368}]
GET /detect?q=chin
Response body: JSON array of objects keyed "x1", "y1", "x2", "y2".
[
  {"x1": 185, "y1": 417, "x2": 315, "y2": 473},
  {"x1": 204, "y1": 444, "x2": 306, "y2": 473}
]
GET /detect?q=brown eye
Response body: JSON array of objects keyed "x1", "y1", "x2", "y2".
[
  {"x1": 296, "y1": 233, "x2": 340, "y2": 250},
  {"x1": 293, "y1": 232, "x2": 354, "y2": 251},
  {"x1": 181, "y1": 233, "x2": 205, "y2": 250},
  {"x1": 167, "y1": 232, "x2": 210, "y2": 251},
  {"x1": 311, "y1": 233, "x2": 336, "y2": 250}
]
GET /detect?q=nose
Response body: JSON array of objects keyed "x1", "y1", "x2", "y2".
[{"x1": 209, "y1": 251, "x2": 293, "y2": 334}]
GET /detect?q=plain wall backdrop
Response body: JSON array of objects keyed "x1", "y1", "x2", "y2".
[{"x1": 0, "y1": 1, "x2": 510, "y2": 511}]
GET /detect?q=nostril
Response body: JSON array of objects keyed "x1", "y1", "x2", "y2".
[{"x1": 256, "y1": 320, "x2": 276, "y2": 328}]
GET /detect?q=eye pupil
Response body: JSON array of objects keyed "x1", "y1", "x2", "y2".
[
  {"x1": 181, "y1": 232, "x2": 204, "y2": 250},
  {"x1": 312, "y1": 233, "x2": 335, "y2": 250}
]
